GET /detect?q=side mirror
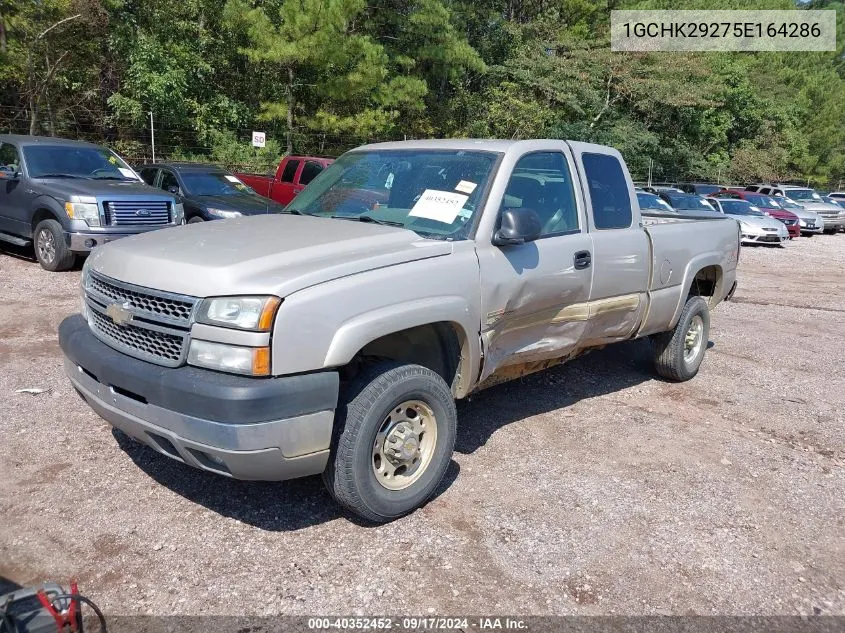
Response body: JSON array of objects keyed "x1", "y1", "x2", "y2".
[
  {"x1": 167, "y1": 185, "x2": 181, "y2": 195},
  {"x1": 492, "y1": 207, "x2": 543, "y2": 246}
]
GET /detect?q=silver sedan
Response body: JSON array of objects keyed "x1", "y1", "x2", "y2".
[{"x1": 708, "y1": 198, "x2": 789, "y2": 245}]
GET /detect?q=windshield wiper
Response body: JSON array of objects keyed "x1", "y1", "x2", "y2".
[
  {"x1": 330, "y1": 215, "x2": 405, "y2": 228},
  {"x1": 92, "y1": 175, "x2": 133, "y2": 181},
  {"x1": 280, "y1": 208, "x2": 314, "y2": 216},
  {"x1": 36, "y1": 173, "x2": 88, "y2": 179}
]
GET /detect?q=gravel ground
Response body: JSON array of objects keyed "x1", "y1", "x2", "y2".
[{"x1": 0, "y1": 235, "x2": 843, "y2": 617}]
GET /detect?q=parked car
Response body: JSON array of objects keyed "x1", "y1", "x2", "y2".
[
  {"x1": 59, "y1": 138, "x2": 739, "y2": 522},
  {"x1": 636, "y1": 191, "x2": 677, "y2": 214},
  {"x1": 706, "y1": 198, "x2": 788, "y2": 245},
  {"x1": 771, "y1": 196, "x2": 825, "y2": 235},
  {"x1": 236, "y1": 155, "x2": 333, "y2": 206},
  {"x1": 0, "y1": 135, "x2": 183, "y2": 271},
  {"x1": 676, "y1": 182, "x2": 723, "y2": 196},
  {"x1": 138, "y1": 162, "x2": 285, "y2": 222},
  {"x1": 746, "y1": 184, "x2": 844, "y2": 232},
  {"x1": 828, "y1": 191, "x2": 845, "y2": 205},
  {"x1": 709, "y1": 190, "x2": 800, "y2": 238},
  {"x1": 656, "y1": 191, "x2": 723, "y2": 217},
  {"x1": 820, "y1": 195, "x2": 844, "y2": 210}
]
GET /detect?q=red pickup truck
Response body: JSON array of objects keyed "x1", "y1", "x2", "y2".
[{"x1": 236, "y1": 155, "x2": 334, "y2": 206}]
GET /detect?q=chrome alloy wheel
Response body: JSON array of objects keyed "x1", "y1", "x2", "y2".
[
  {"x1": 36, "y1": 228, "x2": 56, "y2": 264},
  {"x1": 372, "y1": 400, "x2": 438, "y2": 491},
  {"x1": 684, "y1": 314, "x2": 705, "y2": 364}
]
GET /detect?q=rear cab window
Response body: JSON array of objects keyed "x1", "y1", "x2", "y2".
[
  {"x1": 281, "y1": 159, "x2": 300, "y2": 183},
  {"x1": 581, "y1": 153, "x2": 633, "y2": 230},
  {"x1": 300, "y1": 161, "x2": 323, "y2": 186},
  {"x1": 139, "y1": 167, "x2": 158, "y2": 186}
]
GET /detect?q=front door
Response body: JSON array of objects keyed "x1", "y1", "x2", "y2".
[
  {"x1": 0, "y1": 142, "x2": 35, "y2": 237},
  {"x1": 477, "y1": 149, "x2": 593, "y2": 381}
]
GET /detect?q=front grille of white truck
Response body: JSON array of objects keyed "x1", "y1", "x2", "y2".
[{"x1": 84, "y1": 271, "x2": 198, "y2": 367}]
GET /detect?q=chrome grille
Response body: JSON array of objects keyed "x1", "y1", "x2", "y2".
[
  {"x1": 105, "y1": 200, "x2": 171, "y2": 226},
  {"x1": 88, "y1": 271, "x2": 195, "y2": 324},
  {"x1": 84, "y1": 272, "x2": 198, "y2": 367},
  {"x1": 89, "y1": 308, "x2": 185, "y2": 365}
]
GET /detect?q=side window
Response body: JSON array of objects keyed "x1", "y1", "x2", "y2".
[
  {"x1": 582, "y1": 153, "x2": 633, "y2": 230},
  {"x1": 299, "y1": 161, "x2": 323, "y2": 186},
  {"x1": 159, "y1": 170, "x2": 179, "y2": 193},
  {"x1": 759, "y1": 187, "x2": 771, "y2": 195},
  {"x1": 280, "y1": 159, "x2": 300, "y2": 183},
  {"x1": 0, "y1": 143, "x2": 21, "y2": 174},
  {"x1": 140, "y1": 167, "x2": 158, "y2": 186},
  {"x1": 501, "y1": 152, "x2": 579, "y2": 237}
]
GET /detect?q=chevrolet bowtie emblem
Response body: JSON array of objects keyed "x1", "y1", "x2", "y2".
[{"x1": 105, "y1": 301, "x2": 133, "y2": 327}]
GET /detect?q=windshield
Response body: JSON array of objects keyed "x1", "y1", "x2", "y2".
[
  {"x1": 784, "y1": 188, "x2": 819, "y2": 201},
  {"x1": 637, "y1": 193, "x2": 674, "y2": 212},
  {"x1": 665, "y1": 194, "x2": 714, "y2": 210},
  {"x1": 744, "y1": 193, "x2": 780, "y2": 208},
  {"x1": 774, "y1": 196, "x2": 802, "y2": 210},
  {"x1": 24, "y1": 145, "x2": 139, "y2": 180},
  {"x1": 692, "y1": 184, "x2": 721, "y2": 195},
  {"x1": 719, "y1": 200, "x2": 764, "y2": 216},
  {"x1": 181, "y1": 172, "x2": 251, "y2": 196},
  {"x1": 285, "y1": 150, "x2": 497, "y2": 240}
]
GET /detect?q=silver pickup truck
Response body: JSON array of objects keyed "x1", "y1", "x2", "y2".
[{"x1": 59, "y1": 139, "x2": 739, "y2": 522}]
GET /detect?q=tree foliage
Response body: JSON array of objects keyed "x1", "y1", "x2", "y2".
[{"x1": 0, "y1": 0, "x2": 842, "y2": 185}]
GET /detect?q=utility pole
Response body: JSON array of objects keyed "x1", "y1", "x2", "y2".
[
  {"x1": 717, "y1": 166, "x2": 722, "y2": 187},
  {"x1": 647, "y1": 158, "x2": 653, "y2": 188},
  {"x1": 149, "y1": 111, "x2": 156, "y2": 163}
]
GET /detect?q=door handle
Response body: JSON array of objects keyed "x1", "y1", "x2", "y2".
[{"x1": 574, "y1": 250, "x2": 591, "y2": 270}]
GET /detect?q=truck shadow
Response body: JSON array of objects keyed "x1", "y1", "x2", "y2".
[
  {"x1": 112, "y1": 429, "x2": 460, "y2": 531},
  {"x1": 113, "y1": 336, "x2": 708, "y2": 531},
  {"x1": 454, "y1": 337, "x2": 659, "y2": 455}
]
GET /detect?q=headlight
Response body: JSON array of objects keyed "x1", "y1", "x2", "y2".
[
  {"x1": 188, "y1": 340, "x2": 270, "y2": 376},
  {"x1": 174, "y1": 203, "x2": 185, "y2": 224},
  {"x1": 207, "y1": 208, "x2": 242, "y2": 219},
  {"x1": 65, "y1": 201, "x2": 100, "y2": 227},
  {"x1": 196, "y1": 296, "x2": 280, "y2": 331}
]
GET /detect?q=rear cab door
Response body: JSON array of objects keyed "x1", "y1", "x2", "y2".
[
  {"x1": 273, "y1": 158, "x2": 301, "y2": 205},
  {"x1": 475, "y1": 141, "x2": 594, "y2": 382},
  {"x1": 567, "y1": 142, "x2": 650, "y2": 346}
]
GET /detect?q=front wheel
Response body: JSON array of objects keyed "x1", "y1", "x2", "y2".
[
  {"x1": 187, "y1": 216, "x2": 204, "y2": 224},
  {"x1": 651, "y1": 295, "x2": 710, "y2": 382},
  {"x1": 323, "y1": 362, "x2": 457, "y2": 523},
  {"x1": 33, "y1": 219, "x2": 75, "y2": 272}
]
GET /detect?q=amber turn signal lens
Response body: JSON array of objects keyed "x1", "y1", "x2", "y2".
[
  {"x1": 258, "y1": 297, "x2": 281, "y2": 331},
  {"x1": 252, "y1": 346, "x2": 271, "y2": 376}
]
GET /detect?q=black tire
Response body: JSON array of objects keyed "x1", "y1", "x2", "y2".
[
  {"x1": 651, "y1": 295, "x2": 710, "y2": 382},
  {"x1": 33, "y1": 219, "x2": 75, "y2": 272},
  {"x1": 323, "y1": 362, "x2": 457, "y2": 523},
  {"x1": 187, "y1": 216, "x2": 204, "y2": 224}
]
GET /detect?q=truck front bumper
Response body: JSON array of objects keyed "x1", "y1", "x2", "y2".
[
  {"x1": 59, "y1": 315, "x2": 338, "y2": 481},
  {"x1": 66, "y1": 225, "x2": 182, "y2": 254}
]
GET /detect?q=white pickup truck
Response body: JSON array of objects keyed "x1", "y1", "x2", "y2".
[{"x1": 60, "y1": 139, "x2": 740, "y2": 522}]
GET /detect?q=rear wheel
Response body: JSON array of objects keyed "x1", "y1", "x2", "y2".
[
  {"x1": 651, "y1": 295, "x2": 710, "y2": 382},
  {"x1": 323, "y1": 362, "x2": 457, "y2": 523},
  {"x1": 187, "y1": 216, "x2": 204, "y2": 224},
  {"x1": 33, "y1": 219, "x2": 75, "y2": 272}
]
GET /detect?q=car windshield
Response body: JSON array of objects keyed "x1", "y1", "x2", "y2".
[
  {"x1": 693, "y1": 184, "x2": 720, "y2": 195},
  {"x1": 637, "y1": 193, "x2": 675, "y2": 212},
  {"x1": 665, "y1": 194, "x2": 714, "y2": 210},
  {"x1": 285, "y1": 149, "x2": 497, "y2": 240},
  {"x1": 784, "y1": 188, "x2": 820, "y2": 201},
  {"x1": 774, "y1": 197, "x2": 802, "y2": 211},
  {"x1": 719, "y1": 200, "x2": 764, "y2": 216},
  {"x1": 24, "y1": 145, "x2": 138, "y2": 180},
  {"x1": 181, "y1": 171, "x2": 252, "y2": 196},
  {"x1": 744, "y1": 193, "x2": 780, "y2": 208}
]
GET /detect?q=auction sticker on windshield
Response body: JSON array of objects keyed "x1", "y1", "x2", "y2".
[{"x1": 409, "y1": 189, "x2": 469, "y2": 223}]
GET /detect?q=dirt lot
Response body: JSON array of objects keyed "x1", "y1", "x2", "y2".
[{"x1": 0, "y1": 235, "x2": 843, "y2": 617}]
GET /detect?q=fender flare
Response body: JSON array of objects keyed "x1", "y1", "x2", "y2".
[
  {"x1": 669, "y1": 254, "x2": 724, "y2": 327},
  {"x1": 323, "y1": 296, "x2": 480, "y2": 397},
  {"x1": 29, "y1": 195, "x2": 67, "y2": 234}
]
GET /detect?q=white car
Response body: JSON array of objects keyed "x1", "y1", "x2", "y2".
[{"x1": 708, "y1": 198, "x2": 789, "y2": 245}]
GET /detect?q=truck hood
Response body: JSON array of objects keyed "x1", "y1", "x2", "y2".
[
  {"x1": 795, "y1": 201, "x2": 842, "y2": 213},
  {"x1": 86, "y1": 214, "x2": 453, "y2": 298},
  {"x1": 36, "y1": 177, "x2": 172, "y2": 199}
]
